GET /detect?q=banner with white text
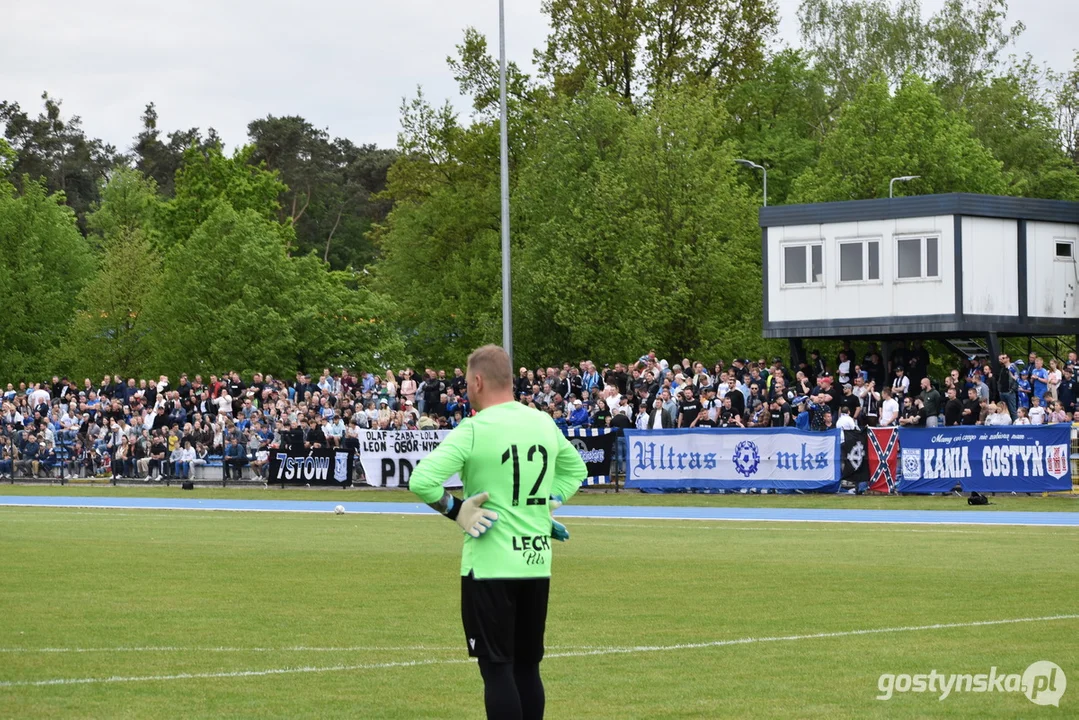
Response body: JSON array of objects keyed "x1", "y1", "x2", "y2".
[
  {"x1": 270, "y1": 448, "x2": 354, "y2": 487},
  {"x1": 358, "y1": 430, "x2": 462, "y2": 488},
  {"x1": 896, "y1": 425, "x2": 1073, "y2": 494},
  {"x1": 565, "y1": 428, "x2": 616, "y2": 485},
  {"x1": 623, "y1": 428, "x2": 841, "y2": 492}
]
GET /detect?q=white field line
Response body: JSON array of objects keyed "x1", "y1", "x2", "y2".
[
  {"x1": 2, "y1": 614, "x2": 1076, "y2": 689},
  {"x1": 576, "y1": 522, "x2": 1079, "y2": 535},
  {"x1": 0, "y1": 644, "x2": 602, "y2": 654},
  {"x1": 2, "y1": 502, "x2": 1078, "y2": 528}
]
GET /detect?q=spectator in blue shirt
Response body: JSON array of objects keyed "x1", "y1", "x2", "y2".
[
  {"x1": 569, "y1": 400, "x2": 591, "y2": 427},
  {"x1": 1030, "y1": 357, "x2": 1049, "y2": 401},
  {"x1": 1016, "y1": 374, "x2": 1032, "y2": 409}
]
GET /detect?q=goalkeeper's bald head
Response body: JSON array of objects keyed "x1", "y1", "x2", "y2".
[{"x1": 467, "y1": 345, "x2": 514, "y2": 410}]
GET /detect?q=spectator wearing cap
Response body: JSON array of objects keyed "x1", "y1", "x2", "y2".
[
  {"x1": 1015, "y1": 362, "x2": 1031, "y2": 410},
  {"x1": 568, "y1": 400, "x2": 590, "y2": 428},
  {"x1": 746, "y1": 399, "x2": 769, "y2": 428},
  {"x1": 839, "y1": 382, "x2": 860, "y2": 423},
  {"x1": 891, "y1": 366, "x2": 910, "y2": 401}
]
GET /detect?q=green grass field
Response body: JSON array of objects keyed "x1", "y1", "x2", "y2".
[{"x1": 1, "y1": 491, "x2": 1078, "y2": 718}]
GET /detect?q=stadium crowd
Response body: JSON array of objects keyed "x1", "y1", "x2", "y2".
[{"x1": 0, "y1": 342, "x2": 1077, "y2": 481}]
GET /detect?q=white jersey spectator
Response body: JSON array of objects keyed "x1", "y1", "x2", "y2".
[{"x1": 879, "y1": 393, "x2": 900, "y2": 426}]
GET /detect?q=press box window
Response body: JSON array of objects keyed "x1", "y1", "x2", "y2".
[
  {"x1": 838, "y1": 239, "x2": 880, "y2": 283},
  {"x1": 783, "y1": 243, "x2": 823, "y2": 285},
  {"x1": 896, "y1": 236, "x2": 939, "y2": 280}
]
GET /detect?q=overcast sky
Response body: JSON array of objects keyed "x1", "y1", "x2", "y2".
[{"x1": 4, "y1": 0, "x2": 1077, "y2": 153}]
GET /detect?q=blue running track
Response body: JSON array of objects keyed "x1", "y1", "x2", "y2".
[{"x1": 1, "y1": 495, "x2": 1077, "y2": 527}]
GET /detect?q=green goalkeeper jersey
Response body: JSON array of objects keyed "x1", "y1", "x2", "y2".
[{"x1": 409, "y1": 401, "x2": 587, "y2": 579}]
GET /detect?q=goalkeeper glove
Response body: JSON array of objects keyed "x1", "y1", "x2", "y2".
[
  {"x1": 444, "y1": 492, "x2": 498, "y2": 538},
  {"x1": 550, "y1": 494, "x2": 569, "y2": 542}
]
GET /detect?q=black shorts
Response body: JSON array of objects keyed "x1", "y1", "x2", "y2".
[{"x1": 461, "y1": 573, "x2": 550, "y2": 664}]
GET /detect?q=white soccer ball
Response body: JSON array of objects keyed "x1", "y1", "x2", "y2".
[{"x1": 334, "y1": 505, "x2": 345, "y2": 515}]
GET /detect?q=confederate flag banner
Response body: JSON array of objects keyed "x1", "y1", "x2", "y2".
[{"x1": 867, "y1": 427, "x2": 899, "y2": 494}]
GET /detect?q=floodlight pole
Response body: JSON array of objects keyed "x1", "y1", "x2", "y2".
[{"x1": 499, "y1": 0, "x2": 513, "y2": 363}]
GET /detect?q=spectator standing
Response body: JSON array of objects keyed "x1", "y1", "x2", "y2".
[
  {"x1": 997, "y1": 353, "x2": 1017, "y2": 419},
  {"x1": 676, "y1": 388, "x2": 702, "y2": 428},
  {"x1": 879, "y1": 389, "x2": 899, "y2": 427},
  {"x1": 1030, "y1": 357, "x2": 1049, "y2": 403},
  {"x1": 1058, "y1": 367, "x2": 1076, "y2": 414},
  {"x1": 943, "y1": 387, "x2": 963, "y2": 426},
  {"x1": 891, "y1": 367, "x2": 910, "y2": 402},
  {"x1": 961, "y1": 387, "x2": 981, "y2": 426},
  {"x1": 1047, "y1": 359, "x2": 1062, "y2": 401},
  {"x1": 919, "y1": 378, "x2": 941, "y2": 427}
]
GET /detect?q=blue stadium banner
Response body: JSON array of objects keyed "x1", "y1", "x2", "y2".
[
  {"x1": 623, "y1": 428, "x2": 841, "y2": 492},
  {"x1": 897, "y1": 425, "x2": 1073, "y2": 494}
]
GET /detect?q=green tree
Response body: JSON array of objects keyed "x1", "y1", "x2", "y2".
[
  {"x1": 61, "y1": 168, "x2": 163, "y2": 377},
  {"x1": 132, "y1": 102, "x2": 221, "y2": 198},
  {"x1": 0, "y1": 177, "x2": 94, "y2": 380},
  {"x1": 641, "y1": 0, "x2": 779, "y2": 90},
  {"x1": 514, "y1": 83, "x2": 768, "y2": 362},
  {"x1": 538, "y1": 0, "x2": 642, "y2": 100},
  {"x1": 290, "y1": 258, "x2": 410, "y2": 372},
  {"x1": 725, "y1": 49, "x2": 830, "y2": 205},
  {"x1": 371, "y1": 91, "x2": 504, "y2": 367},
  {"x1": 797, "y1": 0, "x2": 1024, "y2": 104},
  {"x1": 791, "y1": 75, "x2": 1009, "y2": 201},
  {"x1": 0, "y1": 93, "x2": 120, "y2": 232},
  {"x1": 143, "y1": 203, "x2": 300, "y2": 376},
  {"x1": 86, "y1": 165, "x2": 162, "y2": 247},
  {"x1": 538, "y1": 0, "x2": 778, "y2": 102},
  {"x1": 159, "y1": 144, "x2": 285, "y2": 247},
  {"x1": 62, "y1": 228, "x2": 160, "y2": 379},
  {"x1": 247, "y1": 116, "x2": 396, "y2": 269},
  {"x1": 963, "y1": 59, "x2": 1079, "y2": 200}
]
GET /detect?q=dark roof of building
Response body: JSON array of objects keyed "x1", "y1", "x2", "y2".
[{"x1": 759, "y1": 193, "x2": 1079, "y2": 228}]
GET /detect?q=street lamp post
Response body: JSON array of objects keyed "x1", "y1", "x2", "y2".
[
  {"x1": 734, "y1": 159, "x2": 767, "y2": 206},
  {"x1": 498, "y1": 0, "x2": 513, "y2": 363},
  {"x1": 889, "y1": 175, "x2": 921, "y2": 198}
]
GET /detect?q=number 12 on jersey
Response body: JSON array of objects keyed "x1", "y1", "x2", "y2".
[{"x1": 501, "y1": 444, "x2": 548, "y2": 506}]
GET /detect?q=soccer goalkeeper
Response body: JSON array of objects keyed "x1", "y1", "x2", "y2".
[{"x1": 409, "y1": 344, "x2": 586, "y2": 720}]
